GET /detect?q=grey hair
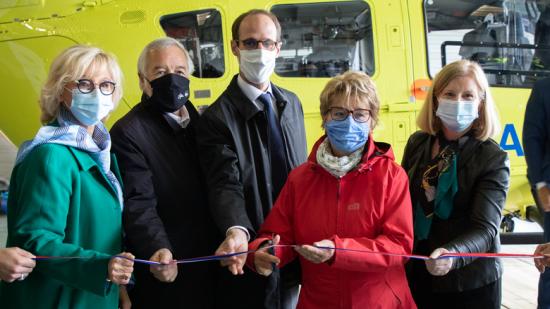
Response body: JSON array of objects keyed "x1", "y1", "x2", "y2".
[{"x1": 137, "y1": 37, "x2": 195, "y2": 76}]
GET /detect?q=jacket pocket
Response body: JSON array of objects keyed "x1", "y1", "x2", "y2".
[{"x1": 383, "y1": 277, "x2": 403, "y2": 308}]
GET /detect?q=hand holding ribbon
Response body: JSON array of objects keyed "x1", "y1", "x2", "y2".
[
  {"x1": 295, "y1": 239, "x2": 335, "y2": 264},
  {"x1": 108, "y1": 252, "x2": 134, "y2": 285},
  {"x1": 535, "y1": 243, "x2": 550, "y2": 273},
  {"x1": 216, "y1": 228, "x2": 248, "y2": 275},
  {"x1": 0, "y1": 247, "x2": 36, "y2": 282},
  {"x1": 425, "y1": 248, "x2": 453, "y2": 276},
  {"x1": 149, "y1": 248, "x2": 177, "y2": 282},
  {"x1": 254, "y1": 235, "x2": 281, "y2": 276}
]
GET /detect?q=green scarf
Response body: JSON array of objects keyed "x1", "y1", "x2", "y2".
[{"x1": 414, "y1": 154, "x2": 458, "y2": 240}]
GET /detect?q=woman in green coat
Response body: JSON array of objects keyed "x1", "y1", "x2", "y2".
[{"x1": 0, "y1": 45, "x2": 134, "y2": 309}]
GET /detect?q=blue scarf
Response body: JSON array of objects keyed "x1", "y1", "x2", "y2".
[{"x1": 15, "y1": 107, "x2": 123, "y2": 210}]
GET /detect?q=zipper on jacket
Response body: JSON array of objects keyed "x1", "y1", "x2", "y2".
[
  {"x1": 336, "y1": 177, "x2": 342, "y2": 200},
  {"x1": 335, "y1": 177, "x2": 342, "y2": 235},
  {"x1": 336, "y1": 176, "x2": 344, "y2": 309}
]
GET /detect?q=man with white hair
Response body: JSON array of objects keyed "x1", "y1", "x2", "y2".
[{"x1": 110, "y1": 37, "x2": 217, "y2": 308}]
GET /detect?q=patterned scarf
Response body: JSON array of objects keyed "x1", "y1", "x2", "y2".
[
  {"x1": 414, "y1": 144, "x2": 458, "y2": 240},
  {"x1": 316, "y1": 138, "x2": 363, "y2": 178},
  {"x1": 15, "y1": 107, "x2": 123, "y2": 209}
]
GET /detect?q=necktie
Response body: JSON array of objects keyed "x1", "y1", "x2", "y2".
[{"x1": 258, "y1": 93, "x2": 288, "y2": 199}]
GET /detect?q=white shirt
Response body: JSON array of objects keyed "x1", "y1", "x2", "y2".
[
  {"x1": 165, "y1": 106, "x2": 190, "y2": 128},
  {"x1": 237, "y1": 75, "x2": 279, "y2": 118}
]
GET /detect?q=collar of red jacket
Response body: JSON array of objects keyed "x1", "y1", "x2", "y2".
[{"x1": 308, "y1": 135, "x2": 395, "y2": 172}]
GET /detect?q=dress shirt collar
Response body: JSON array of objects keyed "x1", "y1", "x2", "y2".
[
  {"x1": 165, "y1": 105, "x2": 190, "y2": 128},
  {"x1": 237, "y1": 74, "x2": 273, "y2": 110}
]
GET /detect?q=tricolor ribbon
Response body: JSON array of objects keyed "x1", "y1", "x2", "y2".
[{"x1": 33, "y1": 244, "x2": 544, "y2": 265}]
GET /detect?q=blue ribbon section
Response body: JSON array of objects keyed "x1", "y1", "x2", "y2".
[{"x1": 34, "y1": 244, "x2": 542, "y2": 265}]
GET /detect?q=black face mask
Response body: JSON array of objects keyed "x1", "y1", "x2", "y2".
[{"x1": 147, "y1": 74, "x2": 190, "y2": 113}]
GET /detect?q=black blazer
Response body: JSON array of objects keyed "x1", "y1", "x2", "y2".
[
  {"x1": 524, "y1": 78, "x2": 550, "y2": 186},
  {"x1": 197, "y1": 75, "x2": 307, "y2": 309},
  {"x1": 402, "y1": 131, "x2": 509, "y2": 292},
  {"x1": 110, "y1": 98, "x2": 218, "y2": 308},
  {"x1": 197, "y1": 75, "x2": 307, "y2": 235}
]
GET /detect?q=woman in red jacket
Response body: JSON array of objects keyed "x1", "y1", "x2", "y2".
[{"x1": 249, "y1": 71, "x2": 416, "y2": 309}]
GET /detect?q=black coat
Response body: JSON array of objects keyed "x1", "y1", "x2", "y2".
[
  {"x1": 197, "y1": 75, "x2": 307, "y2": 309},
  {"x1": 524, "y1": 78, "x2": 550, "y2": 186},
  {"x1": 110, "y1": 98, "x2": 218, "y2": 309},
  {"x1": 401, "y1": 131, "x2": 509, "y2": 294}
]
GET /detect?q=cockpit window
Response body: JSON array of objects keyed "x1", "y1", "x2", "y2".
[
  {"x1": 425, "y1": 0, "x2": 550, "y2": 88},
  {"x1": 271, "y1": 1, "x2": 374, "y2": 78},
  {"x1": 160, "y1": 9, "x2": 225, "y2": 78}
]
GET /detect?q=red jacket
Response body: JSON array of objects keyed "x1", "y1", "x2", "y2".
[{"x1": 249, "y1": 136, "x2": 416, "y2": 309}]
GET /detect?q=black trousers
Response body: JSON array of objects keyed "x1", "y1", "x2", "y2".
[
  {"x1": 214, "y1": 264, "x2": 299, "y2": 309},
  {"x1": 411, "y1": 276, "x2": 501, "y2": 309},
  {"x1": 129, "y1": 262, "x2": 216, "y2": 309}
]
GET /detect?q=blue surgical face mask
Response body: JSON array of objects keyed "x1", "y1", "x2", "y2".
[
  {"x1": 436, "y1": 98, "x2": 479, "y2": 132},
  {"x1": 325, "y1": 117, "x2": 370, "y2": 154},
  {"x1": 70, "y1": 89, "x2": 114, "y2": 126}
]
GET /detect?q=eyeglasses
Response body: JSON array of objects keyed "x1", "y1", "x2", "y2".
[
  {"x1": 236, "y1": 38, "x2": 280, "y2": 51},
  {"x1": 74, "y1": 79, "x2": 116, "y2": 95},
  {"x1": 328, "y1": 107, "x2": 371, "y2": 123}
]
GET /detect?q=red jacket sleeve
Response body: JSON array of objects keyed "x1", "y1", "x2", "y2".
[
  {"x1": 329, "y1": 165, "x2": 414, "y2": 272},
  {"x1": 247, "y1": 177, "x2": 298, "y2": 271}
]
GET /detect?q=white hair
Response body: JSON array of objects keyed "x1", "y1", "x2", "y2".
[{"x1": 137, "y1": 37, "x2": 195, "y2": 76}]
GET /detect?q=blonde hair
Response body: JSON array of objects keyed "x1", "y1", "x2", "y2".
[
  {"x1": 319, "y1": 71, "x2": 380, "y2": 128},
  {"x1": 137, "y1": 37, "x2": 194, "y2": 76},
  {"x1": 417, "y1": 60, "x2": 500, "y2": 141},
  {"x1": 40, "y1": 45, "x2": 123, "y2": 124}
]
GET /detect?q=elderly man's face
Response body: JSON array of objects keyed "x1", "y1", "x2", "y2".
[{"x1": 139, "y1": 45, "x2": 189, "y2": 97}]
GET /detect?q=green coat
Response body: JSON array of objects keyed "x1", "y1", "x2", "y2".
[{"x1": 0, "y1": 143, "x2": 123, "y2": 309}]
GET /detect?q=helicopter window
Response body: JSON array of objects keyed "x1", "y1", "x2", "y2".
[
  {"x1": 271, "y1": 1, "x2": 374, "y2": 78},
  {"x1": 160, "y1": 9, "x2": 225, "y2": 78},
  {"x1": 425, "y1": 0, "x2": 550, "y2": 88}
]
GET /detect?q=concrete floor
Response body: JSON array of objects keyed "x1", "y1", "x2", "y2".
[{"x1": 501, "y1": 244, "x2": 539, "y2": 308}]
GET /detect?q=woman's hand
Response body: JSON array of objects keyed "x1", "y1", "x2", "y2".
[
  {"x1": 108, "y1": 252, "x2": 134, "y2": 285},
  {"x1": 425, "y1": 248, "x2": 453, "y2": 276},
  {"x1": 535, "y1": 243, "x2": 550, "y2": 273},
  {"x1": 119, "y1": 285, "x2": 132, "y2": 309},
  {"x1": 0, "y1": 247, "x2": 36, "y2": 282},
  {"x1": 254, "y1": 235, "x2": 281, "y2": 276},
  {"x1": 295, "y1": 239, "x2": 335, "y2": 264}
]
